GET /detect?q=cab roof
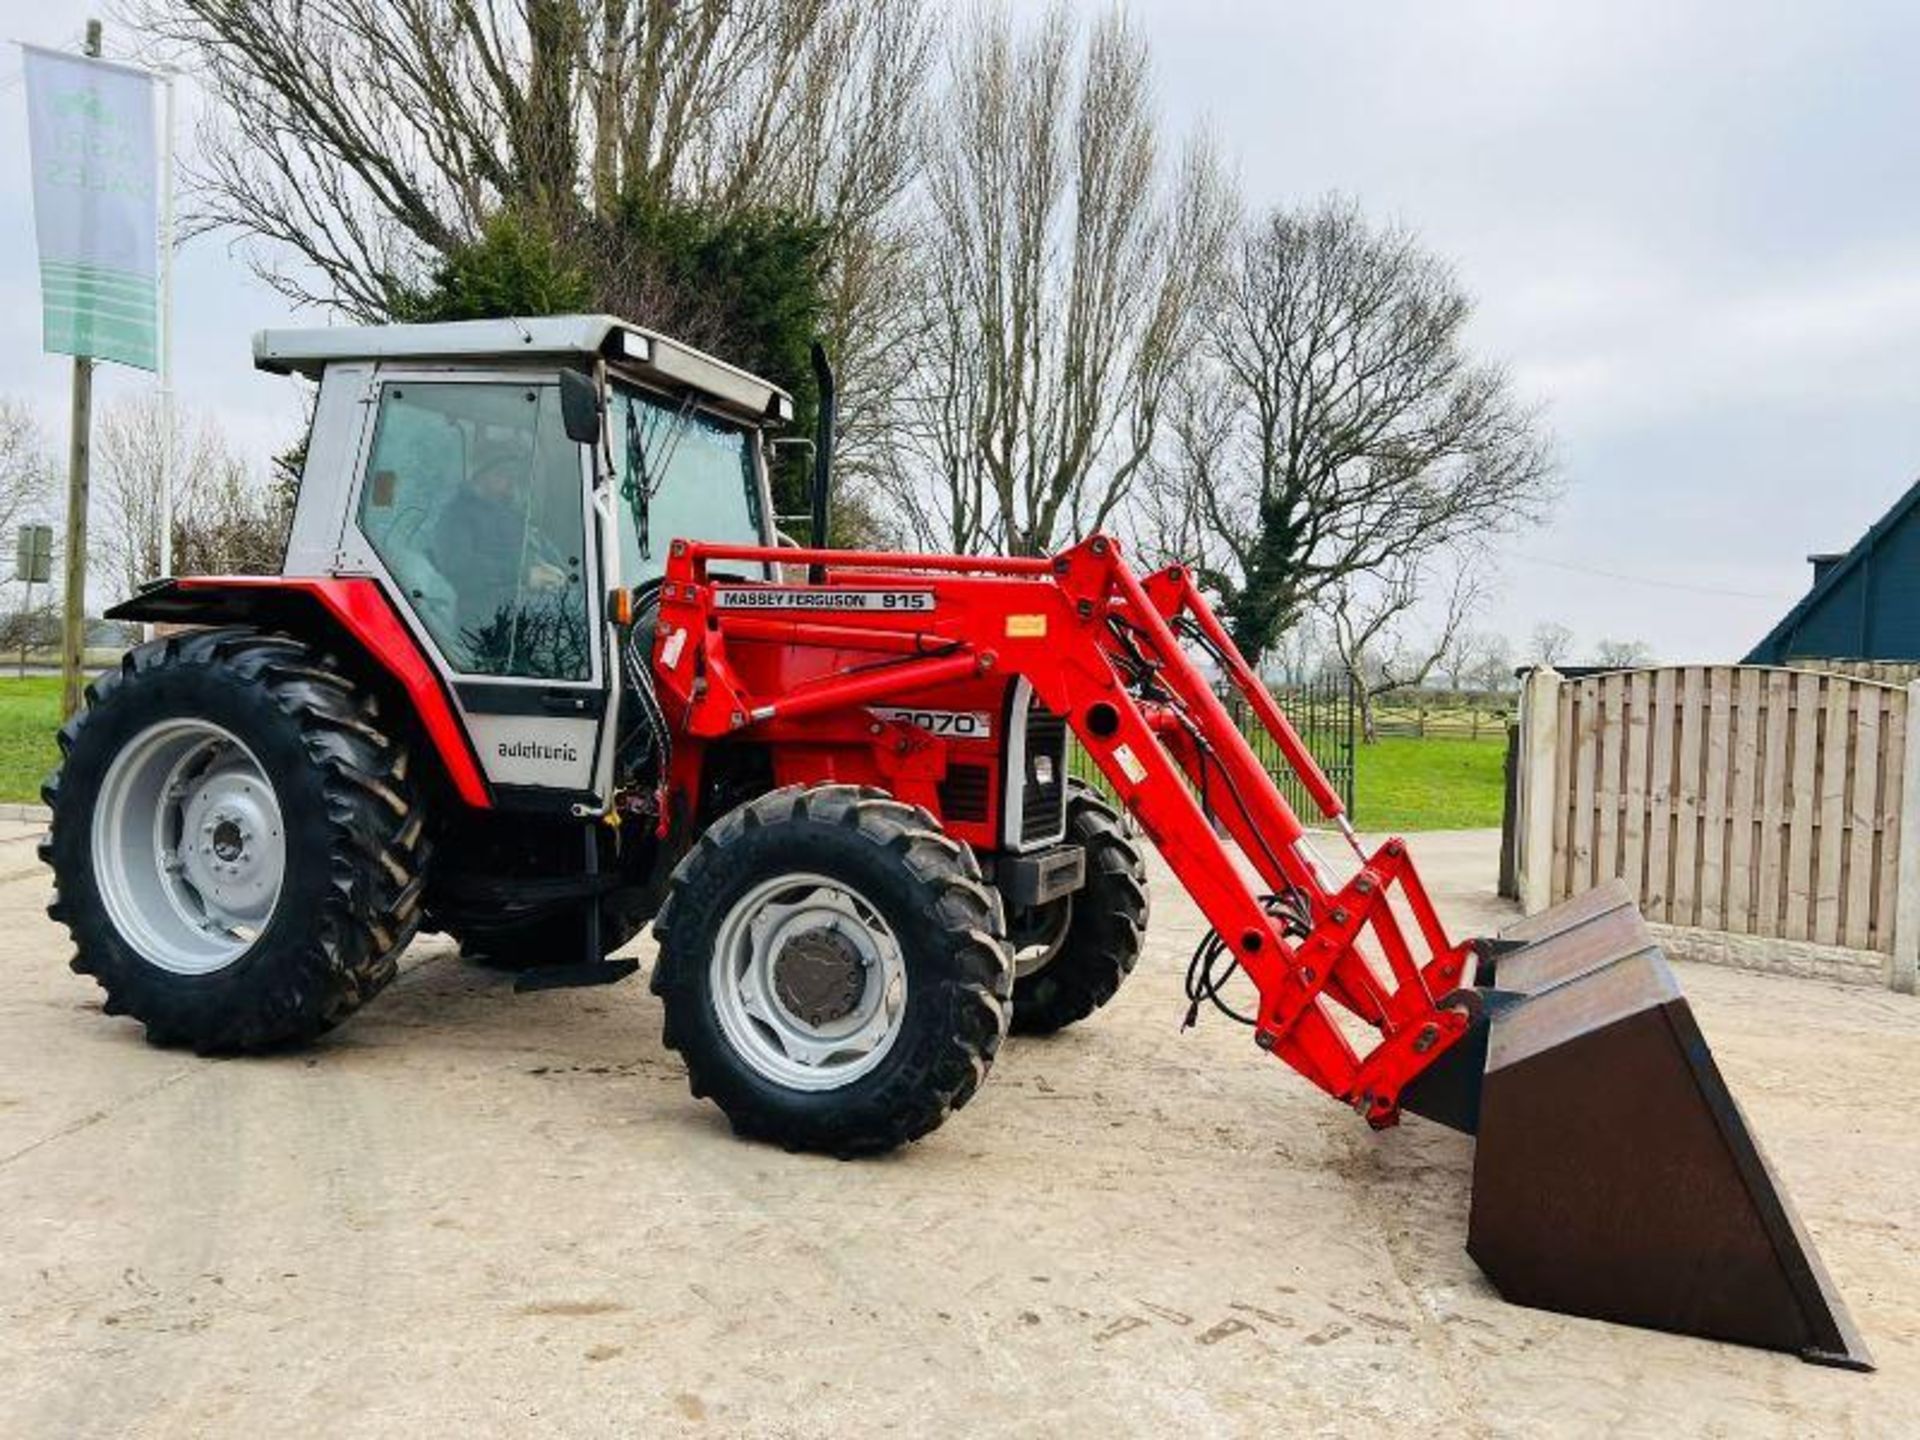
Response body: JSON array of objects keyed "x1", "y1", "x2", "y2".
[{"x1": 252, "y1": 314, "x2": 794, "y2": 425}]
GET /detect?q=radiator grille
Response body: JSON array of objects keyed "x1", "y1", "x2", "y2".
[
  {"x1": 1020, "y1": 705, "x2": 1068, "y2": 844},
  {"x1": 938, "y1": 764, "x2": 992, "y2": 823}
]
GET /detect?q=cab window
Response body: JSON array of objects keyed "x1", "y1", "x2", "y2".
[
  {"x1": 611, "y1": 381, "x2": 768, "y2": 582},
  {"x1": 357, "y1": 381, "x2": 591, "y2": 680}
]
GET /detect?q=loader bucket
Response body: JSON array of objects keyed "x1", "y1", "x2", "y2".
[{"x1": 1409, "y1": 880, "x2": 1872, "y2": 1369}]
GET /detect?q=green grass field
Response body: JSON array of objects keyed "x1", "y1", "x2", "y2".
[
  {"x1": 1351, "y1": 734, "x2": 1507, "y2": 833},
  {"x1": 0, "y1": 677, "x2": 61, "y2": 805},
  {"x1": 0, "y1": 676, "x2": 1511, "y2": 832}
]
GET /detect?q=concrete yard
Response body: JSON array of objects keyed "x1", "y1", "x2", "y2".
[{"x1": 1, "y1": 820, "x2": 1916, "y2": 1438}]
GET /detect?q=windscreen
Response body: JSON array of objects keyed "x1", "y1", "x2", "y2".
[{"x1": 610, "y1": 380, "x2": 768, "y2": 583}]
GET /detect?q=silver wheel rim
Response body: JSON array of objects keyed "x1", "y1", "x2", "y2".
[
  {"x1": 1012, "y1": 896, "x2": 1073, "y2": 979},
  {"x1": 90, "y1": 718, "x2": 286, "y2": 976},
  {"x1": 709, "y1": 872, "x2": 907, "y2": 1091}
]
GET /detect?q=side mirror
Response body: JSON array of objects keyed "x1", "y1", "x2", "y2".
[{"x1": 559, "y1": 369, "x2": 601, "y2": 445}]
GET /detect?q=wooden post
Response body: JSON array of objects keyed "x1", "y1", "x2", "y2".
[
  {"x1": 18, "y1": 570, "x2": 32, "y2": 680},
  {"x1": 59, "y1": 356, "x2": 93, "y2": 720},
  {"x1": 1519, "y1": 666, "x2": 1563, "y2": 916},
  {"x1": 1497, "y1": 720, "x2": 1520, "y2": 899},
  {"x1": 58, "y1": 18, "x2": 104, "y2": 722},
  {"x1": 1890, "y1": 679, "x2": 1920, "y2": 994}
]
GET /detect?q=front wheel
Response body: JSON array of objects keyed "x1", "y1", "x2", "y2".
[
  {"x1": 1010, "y1": 779, "x2": 1149, "y2": 1035},
  {"x1": 651, "y1": 784, "x2": 1012, "y2": 1157}
]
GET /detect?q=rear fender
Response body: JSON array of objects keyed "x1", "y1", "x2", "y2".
[{"x1": 107, "y1": 577, "x2": 492, "y2": 809}]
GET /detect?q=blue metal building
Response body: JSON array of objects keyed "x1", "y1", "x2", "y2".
[{"x1": 1746, "y1": 479, "x2": 1920, "y2": 664}]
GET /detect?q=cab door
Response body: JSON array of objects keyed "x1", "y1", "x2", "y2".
[{"x1": 337, "y1": 370, "x2": 607, "y2": 809}]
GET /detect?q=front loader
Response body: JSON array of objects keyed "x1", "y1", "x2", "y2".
[{"x1": 42, "y1": 316, "x2": 1869, "y2": 1368}]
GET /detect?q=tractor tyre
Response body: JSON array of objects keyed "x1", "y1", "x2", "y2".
[
  {"x1": 1010, "y1": 779, "x2": 1149, "y2": 1035},
  {"x1": 41, "y1": 627, "x2": 430, "y2": 1052},
  {"x1": 651, "y1": 783, "x2": 1013, "y2": 1157}
]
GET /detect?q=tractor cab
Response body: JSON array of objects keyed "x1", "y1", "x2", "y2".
[{"x1": 255, "y1": 315, "x2": 796, "y2": 806}]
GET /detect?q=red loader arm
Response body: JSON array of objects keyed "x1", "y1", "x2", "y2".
[{"x1": 652, "y1": 533, "x2": 1477, "y2": 1125}]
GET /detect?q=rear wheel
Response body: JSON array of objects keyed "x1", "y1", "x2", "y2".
[
  {"x1": 1010, "y1": 780, "x2": 1148, "y2": 1035},
  {"x1": 41, "y1": 628, "x2": 429, "y2": 1051},
  {"x1": 651, "y1": 784, "x2": 1012, "y2": 1157}
]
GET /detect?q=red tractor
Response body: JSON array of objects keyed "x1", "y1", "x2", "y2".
[{"x1": 43, "y1": 317, "x2": 1868, "y2": 1367}]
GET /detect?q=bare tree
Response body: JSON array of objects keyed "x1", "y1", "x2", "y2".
[
  {"x1": 1436, "y1": 627, "x2": 1522, "y2": 697},
  {"x1": 0, "y1": 400, "x2": 59, "y2": 651},
  {"x1": 138, "y1": 0, "x2": 935, "y2": 479},
  {"x1": 1142, "y1": 195, "x2": 1555, "y2": 663},
  {"x1": 892, "y1": 4, "x2": 1233, "y2": 555},
  {"x1": 1262, "y1": 613, "x2": 1331, "y2": 688},
  {"x1": 95, "y1": 396, "x2": 291, "y2": 602},
  {"x1": 142, "y1": 1, "x2": 931, "y2": 308},
  {"x1": 1438, "y1": 626, "x2": 1487, "y2": 692},
  {"x1": 1466, "y1": 632, "x2": 1518, "y2": 695},
  {"x1": 1593, "y1": 637, "x2": 1656, "y2": 668},
  {"x1": 1527, "y1": 620, "x2": 1575, "y2": 667},
  {"x1": 0, "y1": 400, "x2": 54, "y2": 551},
  {"x1": 1326, "y1": 549, "x2": 1485, "y2": 742}
]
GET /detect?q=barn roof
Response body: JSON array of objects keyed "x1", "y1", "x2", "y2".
[{"x1": 1745, "y1": 476, "x2": 1920, "y2": 664}]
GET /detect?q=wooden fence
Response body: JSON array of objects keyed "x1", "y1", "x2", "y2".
[
  {"x1": 1371, "y1": 700, "x2": 1513, "y2": 741},
  {"x1": 1787, "y1": 658, "x2": 1920, "y2": 687},
  {"x1": 1513, "y1": 665, "x2": 1920, "y2": 990}
]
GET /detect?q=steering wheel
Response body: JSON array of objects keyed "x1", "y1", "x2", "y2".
[{"x1": 523, "y1": 525, "x2": 580, "y2": 586}]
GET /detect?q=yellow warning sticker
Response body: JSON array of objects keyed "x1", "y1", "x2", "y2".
[
  {"x1": 1005, "y1": 614, "x2": 1048, "y2": 638},
  {"x1": 1112, "y1": 742, "x2": 1147, "y2": 784}
]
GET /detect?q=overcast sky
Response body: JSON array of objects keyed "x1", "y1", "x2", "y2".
[{"x1": 5, "y1": 0, "x2": 1919, "y2": 660}]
